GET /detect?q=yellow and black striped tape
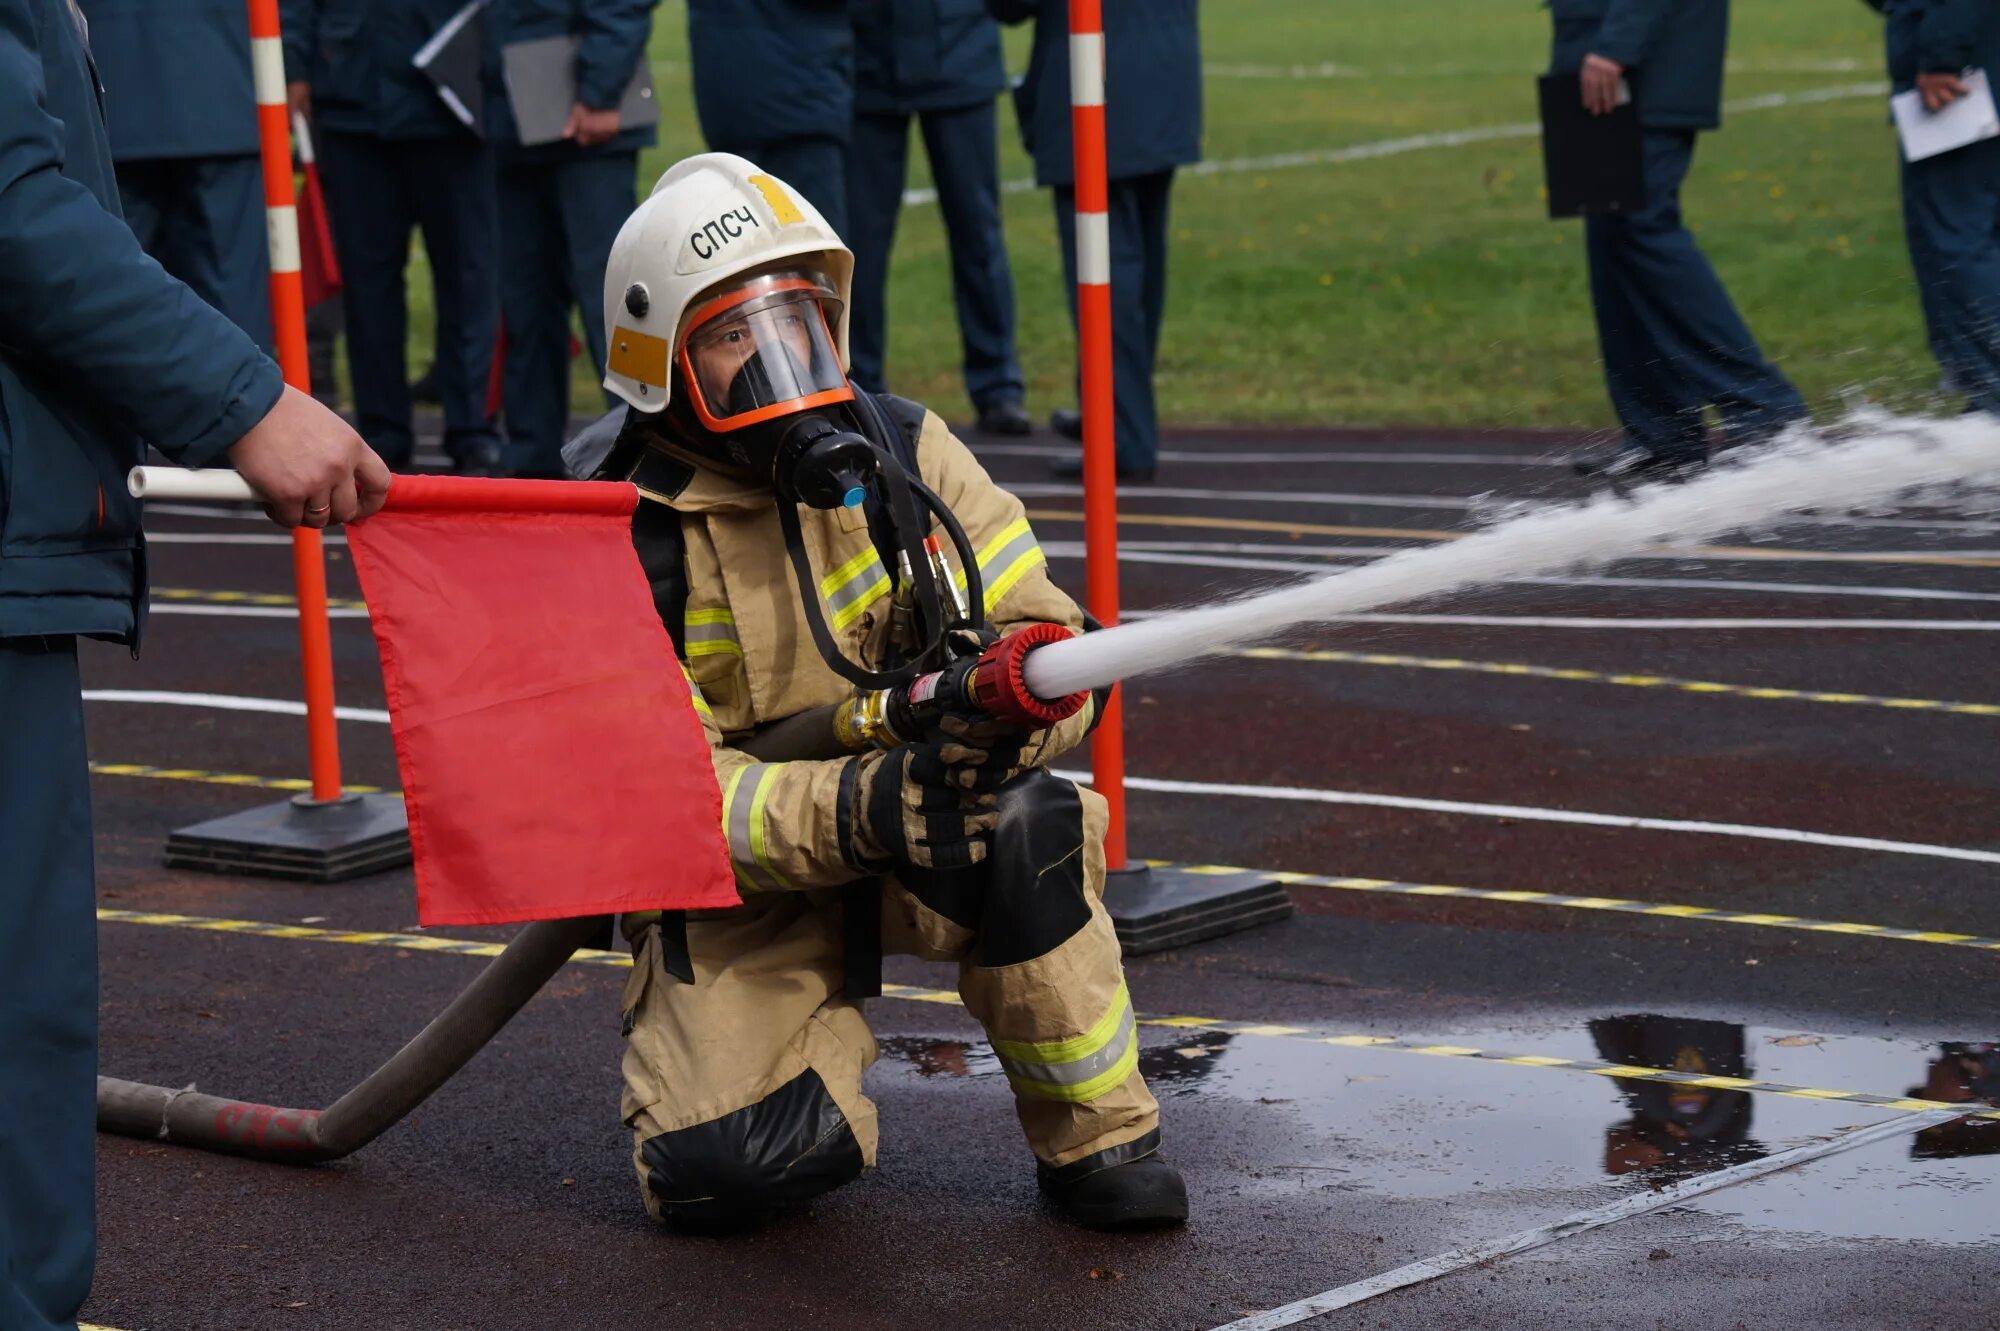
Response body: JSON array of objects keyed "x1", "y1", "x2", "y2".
[
  {"x1": 1231, "y1": 646, "x2": 2000, "y2": 717},
  {"x1": 88, "y1": 762, "x2": 389, "y2": 796},
  {"x1": 96, "y1": 907, "x2": 1997, "y2": 1123},
  {"x1": 87, "y1": 765, "x2": 2000, "y2": 956},
  {"x1": 151, "y1": 587, "x2": 367, "y2": 611},
  {"x1": 1160, "y1": 862, "x2": 2000, "y2": 954}
]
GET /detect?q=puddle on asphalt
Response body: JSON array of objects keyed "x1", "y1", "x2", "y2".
[{"x1": 875, "y1": 1021, "x2": 2000, "y2": 1245}]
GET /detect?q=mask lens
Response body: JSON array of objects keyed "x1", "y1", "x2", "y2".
[{"x1": 684, "y1": 287, "x2": 845, "y2": 426}]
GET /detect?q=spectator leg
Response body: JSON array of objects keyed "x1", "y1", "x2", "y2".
[
  {"x1": 920, "y1": 100, "x2": 1022, "y2": 412},
  {"x1": 498, "y1": 161, "x2": 570, "y2": 476},
  {"x1": 1901, "y1": 137, "x2": 2000, "y2": 414},
  {"x1": 0, "y1": 638, "x2": 96, "y2": 1331},
  {"x1": 845, "y1": 111, "x2": 913, "y2": 395},
  {"x1": 407, "y1": 137, "x2": 502, "y2": 465},
  {"x1": 318, "y1": 130, "x2": 419, "y2": 466},
  {"x1": 185, "y1": 154, "x2": 276, "y2": 353},
  {"x1": 554, "y1": 150, "x2": 641, "y2": 408}
]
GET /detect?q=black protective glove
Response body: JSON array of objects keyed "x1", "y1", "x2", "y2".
[
  {"x1": 934, "y1": 712, "x2": 1032, "y2": 794},
  {"x1": 851, "y1": 744, "x2": 997, "y2": 872}
]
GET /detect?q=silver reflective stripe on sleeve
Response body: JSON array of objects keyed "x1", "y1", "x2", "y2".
[{"x1": 721, "y1": 763, "x2": 791, "y2": 891}]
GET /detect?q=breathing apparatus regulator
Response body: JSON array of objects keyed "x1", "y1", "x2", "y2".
[{"x1": 590, "y1": 153, "x2": 1086, "y2": 744}]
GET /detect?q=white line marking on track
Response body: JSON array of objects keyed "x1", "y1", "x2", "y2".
[
  {"x1": 1210, "y1": 1110, "x2": 1963, "y2": 1329},
  {"x1": 1021, "y1": 482, "x2": 2000, "y2": 539},
  {"x1": 80, "y1": 690, "x2": 389, "y2": 723},
  {"x1": 1053, "y1": 545, "x2": 2000, "y2": 604},
  {"x1": 147, "y1": 604, "x2": 370, "y2": 619},
  {"x1": 145, "y1": 532, "x2": 347, "y2": 546},
  {"x1": 1056, "y1": 769, "x2": 2000, "y2": 866},
  {"x1": 977, "y1": 442, "x2": 1566, "y2": 466},
  {"x1": 1114, "y1": 608, "x2": 2000, "y2": 631},
  {"x1": 904, "y1": 83, "x2": 1887, "y2": 204}
]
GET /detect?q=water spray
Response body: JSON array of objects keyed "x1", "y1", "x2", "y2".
[{"x1": 1018, "y1": 417, "x2": 2000, "y2": 702}]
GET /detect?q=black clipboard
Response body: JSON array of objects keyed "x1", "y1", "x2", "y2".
[
  {"x1": 413, "y1": 0, "x2": 490, "y2": 136},
  {"x1": 1537, "y1": 73, "x2": 1644, "y2": 219}
]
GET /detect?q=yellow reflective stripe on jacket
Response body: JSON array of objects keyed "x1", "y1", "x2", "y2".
[
  {"x1": 954, "y1": 516, "x2": 1046, "y2": 609},
  {"x1": 990, "y1": 982, "x2": 1137, "y2": 1103},
  {"x1": 684, "y1": 607, "x2": 741, "y2": 658},
  {"x1": 721, "y1": 764, "x2": 791, "y2": 891},
  {"x1": 678, "y1": 665, "x2": 714, "y2": 721},
  {"x1": 821, "y1": 544, "x2": 891, "y2": 632}
]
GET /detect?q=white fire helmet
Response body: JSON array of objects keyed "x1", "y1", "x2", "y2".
[{"x1": 601, "y1": 153, "x2": 855, "y2": 421}]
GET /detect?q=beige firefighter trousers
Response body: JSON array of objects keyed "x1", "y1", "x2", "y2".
[{"x1": 619, "y1": 783, "x2": 1159, "y2": 1220}]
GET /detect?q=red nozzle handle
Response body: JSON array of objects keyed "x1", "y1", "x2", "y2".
[{"x1": 967, "y1": 623, "x2": 1088, "y2": 730}]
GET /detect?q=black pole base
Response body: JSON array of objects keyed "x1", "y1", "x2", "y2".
[
  {"x1": 1102, "y1": 862, "x2": 1294, "y2": 955},
  {"x1": 165, "y1": 791, "x2": 411, "y2": 883}
]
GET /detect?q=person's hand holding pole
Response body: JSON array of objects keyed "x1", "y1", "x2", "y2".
[
  {"x1": 225, "y1": 385, "x2": 392, "y2": 529},
  {"x1": 1580, "y1": 53, "x2": 1626, "y2": 115}
]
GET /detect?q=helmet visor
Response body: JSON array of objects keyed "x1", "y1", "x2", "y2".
[{"x1": 680, "y1": 276, "x2": 849, "y2": 429}]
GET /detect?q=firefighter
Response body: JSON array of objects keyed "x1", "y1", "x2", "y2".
[{"x1": 576, "y1": 152, "x2": 1185, "y2": 1232}]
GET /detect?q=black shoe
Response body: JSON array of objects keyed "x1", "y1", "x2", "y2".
[
  {"x1": 1049, "y1": 407, "x2": 1083, "y2": 441},
  {"x1": 975, "y1": 396, "x2": 1034, "y2": 437},
  {"x1": 449, "y1": 440, "x2": 504, "y2": 477},
  {"x1": 1049, "y1": 453, "x2": 1154, "y2": 485},
  {"x1": 1038, "y1": 1135, "x2": 1188, "y2": 1231},
  {"x1": 1570, "y1": 442, "x2": 1705, "y2": 484},
  {"x1": 410, "y1": 363, "x2": 441, "y2": 404}
]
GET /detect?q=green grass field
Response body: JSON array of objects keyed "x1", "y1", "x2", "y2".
[{"x1": 396, "y1": 1, "x2": 1928, "y2": 430}]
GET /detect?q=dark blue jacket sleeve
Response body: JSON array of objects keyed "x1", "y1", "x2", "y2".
[
  {"x1": 575, "y1": 0, "x2": 657, "y2": 109},
  {"x1": 1591, "y1": 0, "x2": 1670, "y2": 67},
  {"x1": 279, "y1": 0, "x2": 318, "y2": 82},
  {"x1": 0, "y1": 0, "x2": 283, "y2": 466},
  {"x1": 1918, "y1": 0, "x2": 1986, "y2": 70}
]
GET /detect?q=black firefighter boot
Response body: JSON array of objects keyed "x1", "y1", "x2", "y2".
[{"x1": 1037, "y1": 1129, "x2": 1189, "y2": 1230}]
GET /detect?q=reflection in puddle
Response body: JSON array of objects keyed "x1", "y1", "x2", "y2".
[
  {"x1": 875, "y1": 1013, "x2": 2000, "y2": 1242},
  {"x1": 1590, "y1": 1015, "x2": 1764, "y2": 1180}
]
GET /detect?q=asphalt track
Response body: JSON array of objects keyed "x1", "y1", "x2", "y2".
[{"x1": 80, "y1": 423, "x2": 2000, "y2": 1330}]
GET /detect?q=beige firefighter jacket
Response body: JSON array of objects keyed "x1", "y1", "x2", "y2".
[{"x1": 664, "y1": 408, "x2": 1096, "y2": 895}]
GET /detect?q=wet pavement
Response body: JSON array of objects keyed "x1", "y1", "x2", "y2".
[{"x1": 77, "y1": 422, "x2": 2000, "y2": 1329}]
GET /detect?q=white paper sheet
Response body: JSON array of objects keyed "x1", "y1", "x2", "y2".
[{"x1": 1892, "y1": 67, "x2": 2000, "y2": 162}]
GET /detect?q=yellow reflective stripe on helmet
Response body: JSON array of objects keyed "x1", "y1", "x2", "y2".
[
  {"x1": 722, "y1": 765, "x2": 788, "y2": 892},
  {"x1": 954, "y1": 517, "x2": 1046, "y2": 608},
  {"x1": 822, "y1": 544, "x2": 891, "y2": 632},
  {"x1": 684, "y1": 607, "x2": 741, "y2": 658},
  {"x1": 990, "y1": 982, "x2": 1137, "y2": 1103}
]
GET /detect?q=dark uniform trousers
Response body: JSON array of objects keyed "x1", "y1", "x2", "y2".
[
  {"x1": 1585, "y1": 130, "x2": 1805, "y2": 462},
  {"x1": 115, "y1": 156, "x2": 273, "y2": 352},
  {"x1": 846, "y1": 99, "x2": 1022, "y2": 410},
  {"x1": 498, "y1": 151, "x2": 638, "y2": 476},
  {"x1": 1900, "y1": 137, "x2": 2000, "y2": 414},
  {"x1": 1054, "y1": 170, "x2": 1173, "y2": 472},
  {"x1": 0, "y1": 638, "x2": 96, "y2": 1331},
  {"x1": 316, "y1": 130, "x2": 502, "y2": 468}
]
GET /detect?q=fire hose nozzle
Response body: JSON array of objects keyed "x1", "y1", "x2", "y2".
[
  {"x1": 834, "y1": 623, "x2": 1090, "y2": 751},
  {"x1": 965, "y1": 622, "x2": 1089, "y2": 730}
]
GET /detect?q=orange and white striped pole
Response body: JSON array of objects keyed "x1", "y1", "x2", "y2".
[
  {"x1": 1067, "y1": 0, "x2": 1130, "y2": 869},
  {"x1": 249, "y1": 0, "x2": 346, "y2": 804}
]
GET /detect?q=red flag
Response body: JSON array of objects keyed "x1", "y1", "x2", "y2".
[
  {"x1": 345, "y1": 476, "x2": 738, "y2": 926},
  {"x1": 294, "y1": 114, "x2": 342, "y2": 309}
]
